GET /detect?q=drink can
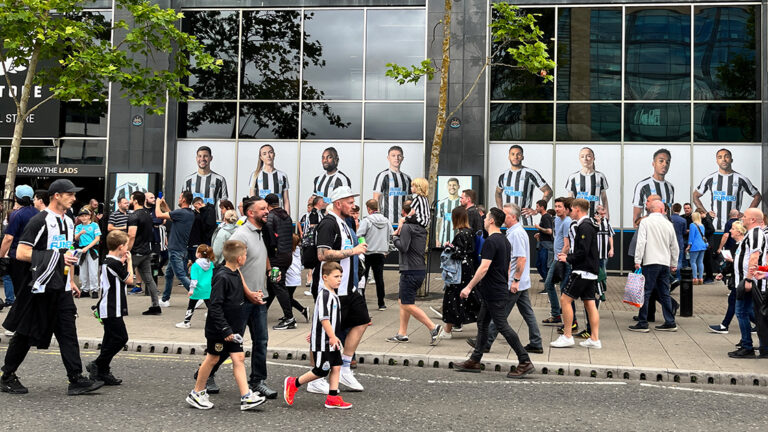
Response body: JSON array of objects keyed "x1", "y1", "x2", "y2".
[
  {"x1": 233, "y1": 334, "x2": 244, "y2": 344},
  {"x1": 269, "y1": 267, "x2": 280, "y2": 283},
  {"x1": 358, "y1": 237, "x2": 366, "y2": 245}
]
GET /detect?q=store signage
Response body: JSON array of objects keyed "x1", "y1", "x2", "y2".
[
  {"x1": 132, "y1": 115, "x2": 144, "y2": 126},
  {"x1": 0, "y1": 163, "x2": 104, "y2": 177},
  {"x1": 0, "y1": 58, "x2": 61, "y2": 139}
]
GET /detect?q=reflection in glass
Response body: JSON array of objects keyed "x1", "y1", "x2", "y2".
[
  {"x1": 16, "y1": 147, "x2": 58, "y2": 164},
  {"x1": 557, "y1": 8, "x2": 621, "y2": 101},
  {"x1": 301, "y1": 103, "x2": 361, "y2": 140},
  {"x1": 556, "y1": 104, "x2": 620, "y2": 141},
  {"x1": 241, "y1": 10, "x2": 301, "y2": 100},
  {"x1": 364, "y1": 103, "x2": 423, "y2": 140},
  {"x1": 490, "y1": 103, "x2": 553, "y2": 141},
  {"x1": 694, "y1": 6, "x2": 760, "y2": 100},
  {"x1": 625, "y1": 7, "x2": 690, "y2": 100},
  {"x1": 58, "y1": 140, "x2": 106, "y2": 165},
  {"x1": 694, "y1": 103, "x2": 760, "y2": 142},
  {"x1": 624, "y1": 103, "x2": 690, "y2": 142},
  {"x1": 60, "y1": 102, "x2": 108, "y2": 137},
  {"x1": 239, "y1": 103, "x2": 299, "y2": 139},
  {"x1": 182, "y1": 11, "x2": 239, "y2": 100},
  {"x1": 366, "y1": 10, "x2": 426, "y2": 100},
  {"x1": 491, "y1": 8, "x2": 554, "y2": 101},
  {"x1": 303, "y1": 10, "x2": 363, "y2": 100},
  {"x1": 178, "y1": 102, "x2": 236, "y2": 139}
]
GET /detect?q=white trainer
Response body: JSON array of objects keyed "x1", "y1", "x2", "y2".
[
  {"x1": 175, "y1": 321, "x2": 191, "y2": 329},
  {"x1": 186, "y1": 389, "x2": 214, "y2": 410},
  {"x1": 159, "y1": 300, "x2": 170, "y2": 308},
  {"x1": 339, "y1": 368, "x2": 364, "y2": 392},
  {"x1": 306, "y1": 377, "x2": 330, "y2": 394},
  {"x1": 438, "y1": 329, "x2": 452, "y2": 340},
  {"x1": 550, "y1": 335, "x2": 575, "y2": 348},
  {"x1": 579, "y1": 338, "x2": 602, "y2": 349}
]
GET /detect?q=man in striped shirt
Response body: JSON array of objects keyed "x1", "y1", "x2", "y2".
[
  {"x1": 372, "y1": 146, "x2": 412, "y2": 226},
  {"x1": 564, "y1": 147, "x2": 610, "y2": 219},
  {"x1": 313, "y1": 147, "x2": 352, "y2": 204},
  {"x1": 494, "y1": 145, "x2": 552, "y2": 226},
  {"x1": 692, "y1": 148, "x2": 761, "y2": 232},
  {"x1": 435, "y1": 178, "x2": 461, "y2": 247},
  {"x1": 108, "y1": 197, "x2": 129, "y2": 232},
  {"x1": 632, "y1": 148, "x2": 674, "y2": 227},
  {"x1": 182, "y1": 146, "x2": 229, "y2": 210}
]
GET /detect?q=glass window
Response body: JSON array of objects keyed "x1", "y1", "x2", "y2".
[
  {"x1": 490, "y1": 103, "x2": 553, "y2": 141},
  {"x1": 60, "y1": 102, "x2": 108, "y2": 137},
  {"x1": 364, "y1": 103, "x2": 423, "y2": 140},
  {"x1": 17, "y1": 147, "x2": 58, "y2": 164},
  {"x1": 491, "y1": 8, "x2": 554, "y2": 101},
  {"x1": 239, "y1": 103, "x2": 299, "y2": 139},
  {"x1": 301, "y1": 102, "x2": 361, "y2": 140},
  {"x1": 183, "y1": 11, "x2": 239, "y2": 100},
  {"x1": 177, "y1": 102, "x2": 236, "y2": 139},
  {"x1": 624, "y1": 103, "x2": 690, "y2": 142},
  {"x1": 302, "y1": 10, "x2": 363, "y2": 100},
  {"x1": 557, "y1": 8, "x2": 622, "y2": 101},
  {"x1": 694, "y1": 103, "x2": 760, "y2": 142},
  {"x1": 366, "y1": 9, "x2": 426, "y2": 100},
  {"x1": 694, "y1": 6, "x2": 760, "y2": 100},
  {"x1": 58, "y1": 140, "x2": 106, "y2": 165},
  {"x1": 625, "y1": 7, "x2": 691, "y2": 100},
  {"x1": 556, "y1": 104, "x2": 620, "y2": 141},
  {"x1": 241, "y1": 10, "x2": 301, "y2": 100}
]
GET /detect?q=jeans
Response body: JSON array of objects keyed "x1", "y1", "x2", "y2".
[
  {"x1": 364, "y1": 253, "x2": 386, "y2": 307},
  {"x1": 675, "y1": 248, "x2": 684, "y2": 280},
  {"x1": 2, "y1": 274, "x2": 14, "y2": 304},
  {"x1": 536, "y1": 241, "x2": 553, "y2": 281},
  {"x1": 79, "y1": 253, "x2": 99, "y2": 293},
  {"x1": 544, "y1": 259, "x2": 561, "y2": 317},
  {"x1": 690, "y1": 250, "x2": 705, "y2": 280},
  {"x1": 471, "y1": 297, "x2": 530, "y2": 363},
  {"x1": 638, "y1": 264, "x2": 676, "y2": 327},
  {"x1": 486, "y1": 290, "x2": 541, "y2": 349},
  {"x1": 133, "y1": 254, "x2": 159, "y2": 307},
  {"x1": 163, "y1": 249, "x2": 191, "y2": 302},
  {"x1": 735, "y1": 296, "x2": 755, "y2": 350},
  {"x1": 721, "y1": 288, "x2": 736, "y2": 328},
  {"x1": 242, "y1": 302, "x2": 269, "y2": 383}
]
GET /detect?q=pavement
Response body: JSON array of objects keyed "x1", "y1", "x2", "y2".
[{"x1": 2, "y1": 271, "x2": 768, "y2": 387}]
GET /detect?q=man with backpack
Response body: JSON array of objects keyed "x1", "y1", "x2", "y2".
[{"x1": 264, "y1": 194, "x2": 297, "y2": 330}]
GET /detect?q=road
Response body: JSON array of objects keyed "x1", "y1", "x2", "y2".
[{"x1": 1, "y1": 347, "x2": 767, "y2": 431}]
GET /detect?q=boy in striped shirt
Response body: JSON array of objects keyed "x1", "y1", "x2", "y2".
[{"x1": 284, "y1": 262, "x2": 352, "y2": 409}]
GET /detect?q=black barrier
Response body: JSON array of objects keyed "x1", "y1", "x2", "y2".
[{"x1": 680, "y1": 267, "x2": 693, "y2": 317}]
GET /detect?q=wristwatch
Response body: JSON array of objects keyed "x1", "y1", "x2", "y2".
[{"x1": 512, "y1": 277, "x2": 520, "y2": 283}]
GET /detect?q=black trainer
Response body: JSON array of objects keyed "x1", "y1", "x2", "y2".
[
  {"x1": 67, "y1": 375, "x2": 104, "y2": 395},
  {"x1": 142, "y1": 306, "x2": 162, "y2": 315},
  {"x1": 251, "y1": 380, "x2": 278, "y2": 399},
  {"x1": 466, "y1": 337, "x2": 490, "y2": 353},
  {"x1": 728, "y1": 348, "x2": 756, "y2": 358},
  {"x1": 655, "y1": 323, "x2": 677, "y2": 332},
  {"x1": 0, "y1": 372, "x2": 28, "y2": 394},
  {"x1": 524, "y1": 343, "x2": 544, "y2": 354},
  {"x1": 206, "y1": 375, "x2": 220, "y2": 394},
  {"x1": 300, "y1": 308, "x2": 309, "y2": 323},
  {"x1": 88, "y1": 363, "x2": 120, "y2": 385},
  {"x1": 273, "y1": 318, "x2": 297, "y2": 330},
  {"x1": 91, "y1": 291, "x2": 99, "y2": 299}
]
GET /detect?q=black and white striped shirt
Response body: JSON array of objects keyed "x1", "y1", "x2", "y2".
[
  {"x1": 734, "y1": 227, "x2": 766, "y2": 292},
  {"x1": 497, "y1": 167, "x2": 548, "y2": 225},
  {"x1": 436, "y1": 197, "x2": 460, "y2": 246},
  {"x1": 564, "y1": 170, "x2": 608, "y2": 217},
  {"x1": 98, "y1": 255, "x2": 129, "y2": 318},
  {"x1": 596, "y1": 218, "x2": 615, "y2": 260},
  {"x1": 695, "y1": 171, "x2": 759, "y2": 231},
  {"x1": 19, "y1": 210, "x2": 76, "y2": 294},
  {"x1": 183, "y1": 171, "x2": 229, "y2": 207},
  {"x1": 310, "y1": 287, "x2": 341, "y2": 352},
  {"x1": 406, "y1": 195, "x2": 430, "y2": 228},
  {"x1": 112, "y1": 182, "x2": 146, "y2": 209},
  {"x1": 373, "y1": 169, "x2": 411, "y2": 225},
  {"x1": 632, "y1": 177, "x2": 675, "y2": 209},
  {"x1": 313, "y1": 171, "x2": 352, "y2": 204},
  {"x1": 249, "y1": 169, "x2": 289, "y2": 203}
]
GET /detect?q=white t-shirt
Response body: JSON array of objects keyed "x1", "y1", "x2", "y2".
[
  {"x1": 285, "y1": 247, "x2": 303, "y2": 287},
  {"x1": 506, "y1": 222, "x2": 531, "y2": 291}
]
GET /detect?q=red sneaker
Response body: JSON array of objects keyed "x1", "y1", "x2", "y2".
[
  {"x1": 324, "y1": 394, "x2": 352, "y2": 409},
  {"x1": 284, "y1": 377, "x2": 298, "y2": 406}
]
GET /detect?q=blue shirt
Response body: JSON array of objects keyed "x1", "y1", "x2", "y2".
[
  {"x1": 688, "y1": 223, "x2": 708, "y2": 252},
  {"x1": 670, "y1": 214, "x2": 686, "y2": 249},
  {"x1": 75, "y1": 222, "x2": 102, "y2": 251},
  {"x1": 554, "y1": 215, "x2": 572, "y2": 255},
  {"x1": 5, "y1": 206, "x2": 39, "y2": 259},
  {"x1": 168, "y1": 207, "x2": 195, "y2": 251}
]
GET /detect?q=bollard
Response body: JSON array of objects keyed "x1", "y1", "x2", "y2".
[{"x1": 680, "y1": 267, "x2": 693, "y2": 317}]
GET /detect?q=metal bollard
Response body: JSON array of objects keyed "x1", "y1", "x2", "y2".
[{"x1": 679, "y1": 267, "x2": 693, "y2": 317}]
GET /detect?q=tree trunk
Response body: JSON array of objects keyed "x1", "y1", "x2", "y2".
[{"x1": 427, "y1": 0, "x2": 452, "y2": 208}]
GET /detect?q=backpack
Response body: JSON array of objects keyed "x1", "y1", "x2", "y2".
[
  {"x1": 473, "y1": 230, "x2": 485, "y2": 264},
  {"x1": 301, "y1": 215, "x2": 336, "y2": 269}
]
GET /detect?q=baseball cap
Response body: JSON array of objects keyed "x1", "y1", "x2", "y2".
[
  {"x1": 78, "y1": 208, "x2": 92, "y2": 216},
  {"x1": 264, "y1": 193, "x2": 280, "y2": 206},
  {"x1": 329, "y1": 186, "x2": 359, "y2": 203},
  {"x1": 48, "y1": 179, "x2": 83, "y2": 195},
  {"x1": 14, "y1": 185, "x2": 34, "y2": 199}
]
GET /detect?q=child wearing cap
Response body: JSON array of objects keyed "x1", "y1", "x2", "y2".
[{"x1": 75, "y1": 209, "x2": 102, "y2": 298}]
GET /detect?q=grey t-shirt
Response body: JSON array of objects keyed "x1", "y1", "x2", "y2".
[
  {"x1": 229, "y1": 221, "x2": 268, "y2": 297},
  {"x1": 168, "y1": 208, "x2": 195, "y2": 251},
  {"x1": 506, "y1": 222, "x2": 531, "y2": 291}
]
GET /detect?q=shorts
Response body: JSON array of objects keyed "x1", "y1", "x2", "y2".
[
  {"x1": 340, "y1": 291, "x2": 370, "y2": 329},
  {"x1": 562, "y1": 273, "x2": 597, "y2": 301},
  {"x1": 206, "y1": 338, "x2": 244, "y2": 356},
  {"x1": 311, "y1": 350, "x2": 343, "y2": 377},
  {"x1": 399, "y1": 271, "x2": 426, "y2": 305}
]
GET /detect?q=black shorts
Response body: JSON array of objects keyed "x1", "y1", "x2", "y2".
[
  {"x1": 399, "y1": 271, "x2": 426, "y2": 305},
  {"x1": 340, "y1": 291, "x2": 370, "y2": 329},
  {"x1": 562, "y1": 273, "x2": 597, "y2": 301},
  {"x1": 311, "y1": 350, "x2": 343, "y2": 378},
  {"x1": 206, "y1": 338, "x2": 244, "y2": 356}
]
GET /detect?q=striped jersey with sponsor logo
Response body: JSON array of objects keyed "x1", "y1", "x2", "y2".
[
  {"x1": 436, "y1": 197, "x2": 460, "y2": 246},
  {"x1": 497, "y1": 167, "x2": 548, "y2": 225},
  {"x1": 18, "y1": 209, "x2": 76, "y2": 291},
  {"x1": 695, "y1": 171, "x2": 759, "y2": 231},
  {"x1": 249, "y1": 168, "x2": 290, "y2": 203},
  {"x1": 112, "y1": 182, "x2": 146, "y2": 210},
  {"x1": 183, "y1": 171, "x2": 229, "y2": 207},
  {"x1": 632, "y1": 177, "x2": 675, "y2": 209},
  {"x1": 98, "y1": 255, "x2": 129, "y2": 318},
  {"x1": 406, "y1": 195, "x2": 430, "y2": 228},
  {"x1": 734, "y1": 226, "x2": 766, "y2": 292},
  {"x1": 310, "y1": 287, "x2": 341, "y2": 352},
  {"x1": 372, "y1": 169, "x2": 411, "y2": 225},
  {"x1": 313, "y1": 171, "x2": 352, "y2": 204},
  {"x1": 596, "y1": 218, "x2": 615, "y2": 260},
  {"x1": 564, "y1": 170, "x2": 608, "y2": 217}
]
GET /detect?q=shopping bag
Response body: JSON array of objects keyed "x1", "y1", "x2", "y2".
[{"x1": 622, "y1": 269, "x2": 645, "y2": 307}]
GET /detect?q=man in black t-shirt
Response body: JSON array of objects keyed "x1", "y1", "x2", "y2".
[
  {"x1": 533, "y1": 199, "x2": 554, "y2": 283},
  {"x1": 127, "y1": 191, "x2": 161, "y2": 315},
  {"x1": 454, "y1": 208, "x2": 534, "y2": 379}
]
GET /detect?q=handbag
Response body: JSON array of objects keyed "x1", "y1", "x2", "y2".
[
  {"x1": 695, "y1": 224, "x2": 708, "y2": 246},
  {"x1": 622, "y1": 269, "x2": 645, "y2": 307}
]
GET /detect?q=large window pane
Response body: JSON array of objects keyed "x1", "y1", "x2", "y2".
[
  {"x1": 557, "y1": 8, "x2": 622, "y2": 101},
  {"x1": 556, "y1": 104, "x2": 620, "y2": 141},
  {"x1": 241, "y1": 10, "x2": 301, "y2": 100},
  {"x1": 60, "y1": 102, "x2": 108, "y2": 137},
  {"x1": 302, "y1": 10, "x2": 363, "y2": 100},
  {"x1": 239, "y1": 103, "x2": 299, "y2": 139},
  {"x1": 626, "y1": 7, "x2": 690, "y2": 100},
  {"x1": 301, "y1": 102, "x2": 361, "y2": 140},
  {"x1": 364, "y1": 103, "x2": 423, "y2": 140},
  {"x1": 366, "y1": 9, "x2": 426, "y2": 100},
  {"x1": 58, "y1": 140, "x2": 106, "y2": 165},
  {"x1": 694, "y1": 103, "x2": 760, "y2": 142},
  {"x1": 625, "y1": 103, "x2": 690, "y2": 142},
  {"x1": 183, "y1": 11, "x2": 239, "y2": 100},
  {"x1": 490, "y1": 103, "x2": 553, "y2": 141},
  {"x1": 178, "y1": 102, "x2": 236, "y2": 139},
  {"x1": 491, "y1": 8, "x2": 554, "y2": 101},
  {"x1": 694, "y1": 6, "x2": 760, "y2": 100}
]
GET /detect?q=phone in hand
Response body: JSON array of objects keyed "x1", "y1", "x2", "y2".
[{"x1": 157, "y1": 191, "x2": 163, "y2": 199}]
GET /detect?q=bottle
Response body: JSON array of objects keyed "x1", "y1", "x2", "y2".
[{"x1": 64, "y1": 245, "x2": 78, "y2": 275}]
